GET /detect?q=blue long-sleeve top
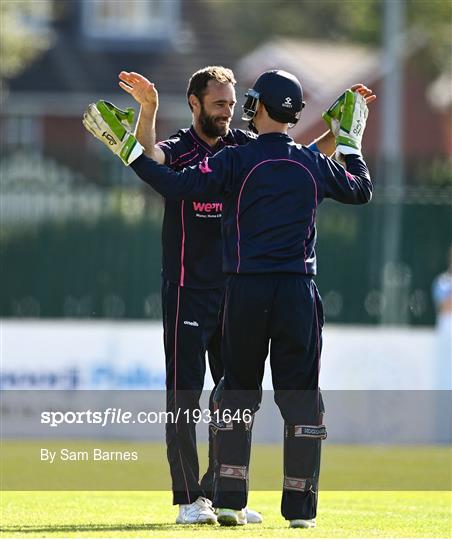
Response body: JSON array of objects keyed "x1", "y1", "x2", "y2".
[
  {"x1": 131, "y1": 132, "x2": 372, "y2": 275},
  {"x1": 155, "y1": 126, "x2": 253, "y2": 288}
]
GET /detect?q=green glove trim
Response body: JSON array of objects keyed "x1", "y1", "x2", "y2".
[
  {"x1": 96, "y1": 100, "x2": 135, "y2": 141},
  {"x1": 98, "y1": 101, "x2": 135, "y2": 128},
  {"x1": 119, "y1": 134, "x2": 140, "y2": 162},
  {"x1": 336, "y1": 134, "x2": 359, "y2": 150},
  {"x1": 338, "y1": 90, "x2": 355, "y2": 134},
  {"x1": 322, "y1": 90, "x2": 346, "y2": 130}
]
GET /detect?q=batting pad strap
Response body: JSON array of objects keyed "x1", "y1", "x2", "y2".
[
  {"x1": 286, "y1": 424, "x2": 327, "y2": 439},
  {"x1": 211, "y1": 419, "x2": 233, "y2": 430},
  {"x1": 283, "y1": 476, "x2": 313, "y2": 492},
  {"x1": 219, "y1": 464, "x2": 248, "y2": 480},
  {"x1": 209, "y1": 418, "x2": 233, "y2": 436}
]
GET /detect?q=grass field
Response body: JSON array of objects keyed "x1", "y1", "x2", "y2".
[
  {"x1": 2, "y1": 443, "x2": 451, "y2": 537},
  {"x1": 2, "y1": 442, "x2": 450, "y2": 490},
  {"x1": 1, "y1": 490, "x2": 451, "y2": 538}
]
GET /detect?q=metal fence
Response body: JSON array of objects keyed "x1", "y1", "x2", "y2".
[{"x1": 1, "y1": 149, "x2": 451, "y2": 324}]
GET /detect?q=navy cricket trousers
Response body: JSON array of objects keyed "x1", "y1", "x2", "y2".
[
  {"x1": 162, "y1": 280, "x2": 224, "y2": 504},
  {"x1": 212, "y1": 273, "x2": 326, "y2": 520}
]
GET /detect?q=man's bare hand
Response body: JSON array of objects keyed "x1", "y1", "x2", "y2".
[
  {"x1": 119, "y1": 71, "x2": 158, "y2": 110},
  {"x1": 350, "y1": 84, "x2": 377, "y2": 105}
]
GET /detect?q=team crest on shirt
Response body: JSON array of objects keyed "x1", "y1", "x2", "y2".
[{"x1": 198, "y1": 156, "x2": 212, "y2": 173}]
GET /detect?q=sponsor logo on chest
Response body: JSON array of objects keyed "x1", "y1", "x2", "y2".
[{"x1": 192, "y1": 201, "x2": 222, "y2": 218}]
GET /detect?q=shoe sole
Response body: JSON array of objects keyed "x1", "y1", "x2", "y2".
[
  {"x1": 218, "y1": 515, "x2": 246, "y2": 526},
  {"x1": 176, "y1": 517, "x2": 217, "y2": 525},
  {"x1": 199, "y1": 517, "x2": 217, "y2": 525},
  {"x1": 289, "y1": 522, "x2": 316, "y2": 529},
  {"x1": 245, "y1": 509, "x2": 263, "y2": 524},
  {"x1": 246, "y1": 517, "x2": 263, "y2": 524}
]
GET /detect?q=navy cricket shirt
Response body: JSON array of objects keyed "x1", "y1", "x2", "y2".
[
  {"x1": 133, "y1": 132, "x2": 372, "y2": 276},
  {"x1": 156, "y1": 126, "x2": 254, "y2": 288}
]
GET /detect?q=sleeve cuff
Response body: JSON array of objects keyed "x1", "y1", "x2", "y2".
[{"x1": 307, "y1": 142, "x2": 320, "y2": 153}]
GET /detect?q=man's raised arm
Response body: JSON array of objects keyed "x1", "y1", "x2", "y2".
[
  {"x1": 118, "y1": 71, "x2": 166, "y2": 164},
  {"x1": 82, "y1": 100, "x2": 230, "y2": 199}
]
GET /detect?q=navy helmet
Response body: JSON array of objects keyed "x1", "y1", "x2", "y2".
[{"x1": 242, "y1": 70, "x2": 305, "y2": 129}]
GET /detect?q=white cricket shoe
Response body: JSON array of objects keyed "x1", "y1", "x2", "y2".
[
  {"x1": 217, "y1": 507, "x2": 247, "y2": 526},
  {"x1": 289, "y1": 518, "x2": 316, "y2": 528},
  {"x1": 176, "y1": 497, "x2": 217, "y2": 524},
  {"x1": 245, "y1": 507, "x2": 263, "y2": 523}
]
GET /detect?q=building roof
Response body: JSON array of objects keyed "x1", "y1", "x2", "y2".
[
  {"x1": 237, "y1": 38, "x2": 381, "y2": 138},
  {"x1": 6, "y1": 0, "x2": 237, "y2": 118}
]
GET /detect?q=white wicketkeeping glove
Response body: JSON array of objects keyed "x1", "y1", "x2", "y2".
[
  {"x1": 82, "y1": 101, "x2": 143, "y2": 165},
  {"x1": 335, "y1": 90, "x2": 368, "y2": 157}
]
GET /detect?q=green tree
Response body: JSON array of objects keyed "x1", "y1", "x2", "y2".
[{"x1": 0, "y1": 0, "x2": 54, "y2": 91}]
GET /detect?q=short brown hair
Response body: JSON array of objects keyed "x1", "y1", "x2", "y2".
[{"x1": 187, "y1": 66, "x2": 236, "y2": 110}]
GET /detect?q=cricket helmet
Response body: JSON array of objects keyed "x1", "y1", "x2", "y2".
[{"x1": 242, "y1": 70, "x2": 305, "y2": 128}]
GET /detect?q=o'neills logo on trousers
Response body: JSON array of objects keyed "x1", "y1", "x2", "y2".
[{"x1": 192, "y1": 202, "x2": 223, "y2": 213}]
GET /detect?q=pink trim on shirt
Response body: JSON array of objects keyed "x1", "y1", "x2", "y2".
[
  {"x1": 188, "y1": 128, "x2": 213, "y2": 155},
  {"x1": 170, "y1": 146, "x2": 197, "y2": 166},
  {"x1": 236, "y1": 159, "x2": 318, "y2": 273},
  {"x1": 345, "y1": 170, "x2": 357, "y2": 190},
  {"x1": 178, "y1": 153, "x2": 200, "y2": 168},
  {"x1": 179, "y1": 201, "x2": 185, "y2": 287}
]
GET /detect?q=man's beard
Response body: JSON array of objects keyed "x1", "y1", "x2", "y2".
[{"x1": 199, "y1": 104, "x2": 229, "y2": 138}]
